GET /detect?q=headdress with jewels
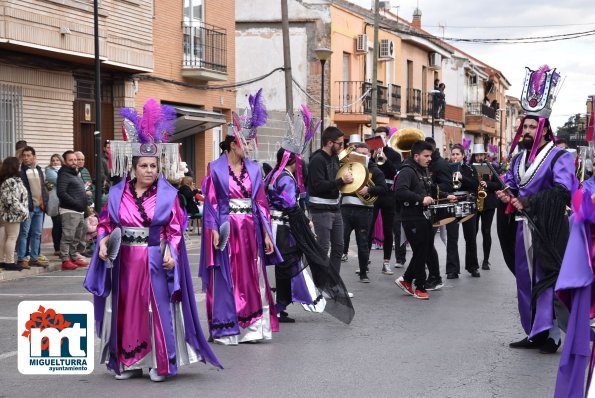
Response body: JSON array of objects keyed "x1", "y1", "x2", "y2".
[
  {"x1": 269, "y1": 104, "x2": 320, "y2": 193},
  {"x1": 109, "y1": 98, "x2": 181, "y2": 180},
  {"x1": 227, "y1": 88, "x2": 268, "y2": 155},
  {"x1": 509, "y1": 65, "x2": 563, "y2": 162}
]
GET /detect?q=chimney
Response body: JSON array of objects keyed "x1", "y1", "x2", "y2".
[{"x1": 412, "y1": 8, "x2": 422, "y2": 29}]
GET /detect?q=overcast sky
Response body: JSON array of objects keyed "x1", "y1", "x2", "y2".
[{"x1": 350, "y1": 0, "x2": 595, "y2": 129}]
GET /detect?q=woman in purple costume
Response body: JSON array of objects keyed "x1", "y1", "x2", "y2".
[
  {"x1": 84, "y1": 99, "x2": 221, "y2": 382},
  {"x1": 200, "y1": 134, "x2": 282, "y2": 345}
]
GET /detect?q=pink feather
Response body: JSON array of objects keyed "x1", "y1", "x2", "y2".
[{"x1": 139, "y1": 98, "x2": 161, "y2": 143}]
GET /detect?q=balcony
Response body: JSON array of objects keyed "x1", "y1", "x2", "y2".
[
  {"x1": 406, "y1": 88, "x2": 422, "y2": 115},
  {"x1": 389, "y1": 84, "x2": 401, "y2": 114},
  {"x1": 182, "y1": 22, "x2": 228, "y2": 81},
  {"x1": 421, "y1": 92, "x2": 445, "y2": 119},
  {"x1": 465, "y1": 102, "x2": 497, "y2": 135},
  {"x1": 334, "y1": 81, "x2": 390, "y2": 124}
]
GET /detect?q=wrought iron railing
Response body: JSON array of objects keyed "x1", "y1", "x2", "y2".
[
  {"x1": 466, "y1": 102, "x2": 497, "y2": 119},
  {"x1": 389, "y1": 84, "x2": 401, "y2": 114},
  {"x1": 183, "y1": 22, "x2": 227, "y2": 73},
  {"x1": 336, "y1": 81, "x2": 388, "y2": 115},
  {"x1": 406, "y1": 88, "x2": 421, "y2": 114},
  {"x1": 422, "y1": 92, "x2": 445, "y2": 119}
]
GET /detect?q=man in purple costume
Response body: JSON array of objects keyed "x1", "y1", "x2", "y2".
[
  {"x1": 554, "y1": 175, "x2": 595, "y2": 397},
  {"x1": 496, "y1": 65, "x2": 577, "y2": 354},
  {"x1": 84, "y1": 98, "x2": 221, "y2": 382}
]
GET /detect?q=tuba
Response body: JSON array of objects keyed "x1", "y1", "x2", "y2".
[
  {"x1": 388, "y1": 128, "x2": 425, "y2": 158},
  {"x1": 337, "y1": 150, "x2": 378, "y2": 205}
]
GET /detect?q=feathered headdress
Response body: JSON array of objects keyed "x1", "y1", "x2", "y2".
[
  {"x1": 228, "y1": 89, "x2": 268, "y2": 153},
  {"x1": 110, "y1": 98, "x2": 181, "y2": 179},
  {"x1": 510, "y1": 65, "x2": 563, "y2": 162}
]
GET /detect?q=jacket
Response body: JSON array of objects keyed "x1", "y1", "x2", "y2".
[
  {"x1": 0, "y1": 177, "x2": 29, "y2": 222},
  {"x1": 478, "y1": 169, "x2": 500, "y2": 210},
  {"x1": 307, "y1": 149, "x2": 344, "y2": 211},
  {"x1": 395, "y1": 158, "x2": 434, "y2": 221},
  {"x1": 21, "y1": 163, "x2": 49, "y2": 212},
  {"x1": 429, "y1": 149, "x2": 453, "y2": 194},
  {"x1": 57, "y1": 166, "x2": 87, "y2": 213}
]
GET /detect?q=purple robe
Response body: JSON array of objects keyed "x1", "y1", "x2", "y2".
[
  {"x1": 504, "y1": 142, "x2": 577, "y2": 338},
  {"x1": 84, "y1": 176, "x2": 221, "y2": 375},
  {"x1": 199, "y1": 155, "x2": 282, "y2": 343},
  {"x1": 555, "y1": 177, "x2": 595, "y2": 397},
  {"x1": 266, "y1": 170, "x2": 323, "y2": 309}
]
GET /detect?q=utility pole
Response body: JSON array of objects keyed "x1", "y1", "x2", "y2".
[
  {"x1": 370, "y1": 0, "x2": 380, "y2": 131},
  {"x1": 281, "y1": 0, "x2": 294, "y2": 116},
  {"x1": 93, "y1": 0, "x2": 102, "y2": 208}
]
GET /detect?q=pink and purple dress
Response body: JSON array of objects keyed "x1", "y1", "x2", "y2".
[
  {"x1": 200, "y1": 155, "x2": 282, "y2": 344},
  {"x1": 84, "y1": 176, "x2": 221, "y2": 376}
]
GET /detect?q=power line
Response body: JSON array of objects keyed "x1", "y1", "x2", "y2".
[{"x1": 424, "y1": 22, "x2": 595, "y2": 29}]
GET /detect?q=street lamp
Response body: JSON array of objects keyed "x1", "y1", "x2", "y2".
[
  {"x1": 429, "y1": 89, "x2": 440, "y2": 139},
  {"x1": 315, "y1": 47, "x2": 333, "y2": 147}
]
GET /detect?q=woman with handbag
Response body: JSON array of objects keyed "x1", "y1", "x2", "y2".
[
  {"x1": 0, "y1": 157, "x2": 30, "y2": 271},
  {"x1": 45, "y1": 154, "x2": 63, "y2": 256}
]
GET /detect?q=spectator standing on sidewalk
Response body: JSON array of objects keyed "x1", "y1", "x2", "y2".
[
  {"x1": 17, "y1": 146, "x2": 48, "y2": 269},
  {"x1": 45, "y1": 154, "x2": 63, "y2": 256},
  {"x1": 0, "y1": 157, "x2": 29, "y2": 271},
  {"x1": 74, "y1": 151, "x2": 94, "y2": 257},
  {"x1": 57, "y1": 150, "x2": 88, "y2": 270}
]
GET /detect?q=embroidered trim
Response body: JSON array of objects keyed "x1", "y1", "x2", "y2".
[
  {"x1": 229, "y1": 206, "x2": 252, "y2": 214},
  {"x1": 517, "y1": 142, "x2": 555, "y2": 188},
  {"x1": 237, "y1": 308, "x2": 263, "y2": 323},
  {"x1": 120, "y1": 341, "x2": 148, "y2": 359},
  {"x1": 129, "y1": 179, "x2": 157, "y2": 227},
  {"x1": 311, "y1": 294, "x2": 324, "y2": 306},
  {"x1": 228, "y1": 162, "x2": 251, "y2": 198},
  {"x1": 211, "y1": 320, "x2": 237, "y2": 330},
  {"x1": 121, "y1": 234, "x2": 149, "y2": 244}
]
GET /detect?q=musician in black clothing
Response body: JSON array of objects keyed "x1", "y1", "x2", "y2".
[
  {"x1": 471, "y1": 150, "x2": 500, "y2": 270},
  {"x1": 446, "y1": 144, "x2": 481, "y2": 279},
  {"x1": 425, "y1": 137, "x2": 454, "y2": 290},
  {"x1": 366, "y1": 126, "x2": 404, "y2": 275}
]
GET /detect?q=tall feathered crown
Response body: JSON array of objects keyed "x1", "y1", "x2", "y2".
[
  {"x1": 110, "y1": 98, "x2": 181, "y2": 180},
  {"x1": 228, "y1": 89, "x2": 268, "y2": 149},
  {"x1": 520, "y1": 65, "x2": 561, "y2": 118},
  {"x1": 281, "y1": 104, "x2": 320, "y2": 154}
]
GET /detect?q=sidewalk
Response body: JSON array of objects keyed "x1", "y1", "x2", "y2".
[{"x1": 0, "y1": 232, "x2": 203, "y2": 283}]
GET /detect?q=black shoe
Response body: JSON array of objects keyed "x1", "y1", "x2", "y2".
[
  {"x1": 446, "y1": 273, "x2": 459, "y2": 279},
  {"x1": 359, "y1": 275, "x2": 370, "y2": 283},
  {"x1": 470, "y1": 269, "x2": 480, "y2": 277},
  {"x1": 482, "y1": 261, "x2": 490, "y2": 270},
  {"x1": 0, "y1": 262, "x2": 5, "y2": 269},
  {"x1": 509, "y1": 337, "x2": 545, "y2": 349},
  {"x1": 278, "y1": 311, "x2": 295, "y2": 323},
  {"x1": 208, "y1": 335, "x2": 214, "y2": 343},
  {"x1": 539, "y1": 338, "x2": 561, "y2": 354},
  {"x1": 425, "y1": 278, "x2": 444, "y2": 291},
  {"x1": 3, "y1": 263, "x2": 23, "y2": 271}
]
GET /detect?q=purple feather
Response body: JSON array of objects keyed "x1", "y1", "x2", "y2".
[
  {"x1": 531, "y1": 65, "x2": 550, "y2": 97},
  {"x1": 156, "y1": 105, "x2": 177, "y2": 143},
  {"x1": 248, "y1": 89, "x2": 268, "y2": 129},
  {"x1": 301, "y1": 104, "x2": 318, "y2": 142},
  {"x1": 462, "y1": 138, "x2": 472, "y2": 151},
  {"x1": 120, "y1": 107, "x2": 141, "y2": 131}
]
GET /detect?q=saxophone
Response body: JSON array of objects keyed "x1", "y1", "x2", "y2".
[{"x1": 477, "y1": 175, "x2": 487, "y2": 212}]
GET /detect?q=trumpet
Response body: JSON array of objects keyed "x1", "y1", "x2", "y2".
[
  {"x1": 451, "y1": 162, "x2": 463, "y2": 190},
  {"x1": 375, "y1": 148, "x2": 386, "y2": 165}
]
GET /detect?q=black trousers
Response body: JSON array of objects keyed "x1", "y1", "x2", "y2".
[
  {"x1": 393, "y1": 212, "x2": 407, "y2": 264},
  {"x1": 475, "y1": 208, "x2": 496, "y2": 262},
  {"x1": 445, "y1": 216, "x2": 480, "y2": 275},
  {"x1": 51, "y1": 215, "x2": 62, "y2": 252},
  {"x1": 426, "y1": 227, "x2": 441, "y2": 281},
  {"x1": 342, "y1": 205, "x2": 373, "y2": 276},
  {"x1": 368, "y1": 197, "x2": 396, "y2": 261},
  {"x1": 402, "y1": 218, "x2": 433, "y2": 289}
]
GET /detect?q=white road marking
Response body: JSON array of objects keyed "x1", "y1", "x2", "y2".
[
  {"x1": 0, "y1": 351, "x2": 17, "y2": 360},
  {"x1": 0, "y1": 316, "x2": 17, "y2": 320}
]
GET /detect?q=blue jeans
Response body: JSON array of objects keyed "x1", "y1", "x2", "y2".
[{"x1": 17, "y1": 207, "x2": 43, "y2": 261}]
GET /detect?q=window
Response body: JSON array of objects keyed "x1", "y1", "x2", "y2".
[{"x1": 0, "y1": 85, "x2": 23, "y2": 160}]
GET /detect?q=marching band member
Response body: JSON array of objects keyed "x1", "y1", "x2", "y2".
[
  {"x1": 496, "y1": 65, "x2": 577, "y2": 354},
  {"x1": 445, "y1": 144, "x2": 481, "y2": 279},
  {"x1": 471, "y1": 145, "x2": 500, "y2": 270}
]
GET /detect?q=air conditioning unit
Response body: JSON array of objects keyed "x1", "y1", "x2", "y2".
[
  {"x1": 429, "y1": 52, "x2": 442, "y2": 68},
  {"x1": 379, "y1": 39, "x2": 395, "y2": 59},
  {"x1": 356, "y1": 34, "x2": 368, "y2": 53}
]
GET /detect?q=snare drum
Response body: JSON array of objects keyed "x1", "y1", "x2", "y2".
[
  {"x1": 452, "y1": 191, "x2": 470, "y2": 200},
  {"x1": 455, "y1": 201, "x2": 477, "y2": 223},
  {"x1": 428, "y1": 203, "x2": 456, "y2": 227}
]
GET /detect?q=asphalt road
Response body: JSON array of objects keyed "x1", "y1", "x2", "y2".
[{"x1": 0, "y1": 223, "x2": 560, "y2": 398}]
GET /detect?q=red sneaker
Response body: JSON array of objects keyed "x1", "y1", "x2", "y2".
[
  {"x1": 74, "y1": 259, "x2": 89, "y2": 267},
  {"x1": 395, "y1": 277, "x2": 414, "y2": 296},
  {"x1": 414, "y1": 289, "x2": 429, "y2": 300},
  {"x1": 62, "y1": 260, "x2": 78, "y2": 270}
]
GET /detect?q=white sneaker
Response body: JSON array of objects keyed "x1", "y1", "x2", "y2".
[
  {"x1": 394, "y1": 262, "x2": 405, "y2": 269},
  {"x1": 149, "y1": 368, "x2": 166, "y2": 382},
  {"x1": 347, "y1": 292, "x2": 354, "y2": 298},
  {"x1": 114, "y1": 369, "x2": 143, "y2": 380}
]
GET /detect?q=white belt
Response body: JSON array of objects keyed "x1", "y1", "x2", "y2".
[
  {"x1": 341, "y1": 195, "x2": 373, "y2": 208},
  {"x1": 385, "y1": 179, "x2": 394, "y2": 185},
  {"x1": 309, "y1": 196, "x2": 340, "y2": 205},
  {"x1": 122, "y1": 227, "x2": 150, "y2": 246},
  {"x1": 229, "y1": 198, "x2": 252, "y2": 214}
]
